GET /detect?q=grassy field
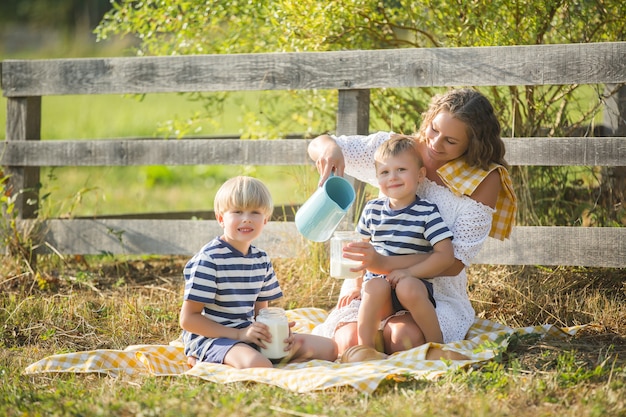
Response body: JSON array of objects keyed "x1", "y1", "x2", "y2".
[
  {"x1": 0, "y1": 35, "x2": 324, "y2": 216},
  {"x1": 1, "y1": 255, "x2": 625, "y2": 416}
]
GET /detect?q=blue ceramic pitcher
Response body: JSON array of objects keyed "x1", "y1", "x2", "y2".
[{"x1": 295, "y1": 175, "x2": 356, "y2": 242}]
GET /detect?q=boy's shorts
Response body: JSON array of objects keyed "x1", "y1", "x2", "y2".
[
  {"x1": 189, "y1": 338, "x2": 284, "y2": 365},
  {"x1": 198, "y1": 338, "x2": 246, "y2": 364},
  {"x1": 391, "y1": 278, "x2": 436, "y2": 312}
]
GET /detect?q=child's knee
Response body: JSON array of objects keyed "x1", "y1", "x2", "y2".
[
  {"x1": 334, "y1": 323, "x2": 358, "y2": 355},
  {"x1": 363, "y1": 277, "x2": 390, "y2": 294},
  {"x1": 225, "y1": 344, "x2": 273, "y2": 368},
  {"x1": 396, "y1": 278, "x2": 427, "y2": 302},
  {"x1": 294, "y1": 334, "x2": 339, "y2": 361}
]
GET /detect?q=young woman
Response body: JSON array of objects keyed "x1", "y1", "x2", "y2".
[{"x1": 308, "y1": 88, "x2": 517, "y2": 358}]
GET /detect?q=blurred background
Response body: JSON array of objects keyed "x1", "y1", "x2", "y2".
[
  {"x1": 1, "y1": 0, "x2": 117, "y2": 58},
  {"x1": 0, "y1": 1, "x2": 317, "y2": 219}
]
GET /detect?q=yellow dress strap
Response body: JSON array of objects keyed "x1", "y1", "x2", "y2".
[{"x1": 437, "y1": 158, "x2": 517, "y2": 240}]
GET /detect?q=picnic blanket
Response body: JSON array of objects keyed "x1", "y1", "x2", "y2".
[{"x1": 24, "y1": 308, "x2": 581, "y2": 394}]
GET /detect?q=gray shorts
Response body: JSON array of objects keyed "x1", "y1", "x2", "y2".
[
  {"x1": 196, "y1": 338, "x2": 256, "y2": 364},
  {"x1": 391, "y1": 278, "x2": 436, "y2": 311}
]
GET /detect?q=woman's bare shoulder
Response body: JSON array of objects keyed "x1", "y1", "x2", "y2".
[{"x1": 470, "y1": 169, "x2": 501, "y2": 209}]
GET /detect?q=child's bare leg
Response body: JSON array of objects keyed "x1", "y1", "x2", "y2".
[
  {"x1": 395, "y1": 279, "x2": 443, "y2": 343},
  {"x1": 383, "y1": 314, "x2": 426, "y2": 353},
  {"x1": 290, "y1": 333, "x2": 338, "y2": 362},
  {"x1": 358, "y1": 278, "x2": 394, "y2": 348},
  {"x1": 223, "y1": 343, "x2": 273, "y2": 368},
  {"x1": 333, "y1": 322, "x2": 359, "y2": 356}
]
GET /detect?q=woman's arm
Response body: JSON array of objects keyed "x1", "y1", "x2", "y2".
[
  {"x1": 307, "y1": 134, "x2": 346, "y2": 185},
  {"x1": 343, "y1": 241, "x2": 429, "y2": 275},
  {"x1": 345, "y1": 241, "x2": 464, "y2": 277},
  {"x1": 470, "y1": 169, "x2": 501, "y2": 209}
]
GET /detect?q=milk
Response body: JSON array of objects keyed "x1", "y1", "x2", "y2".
[
  {"x1": 256, "y1": 307, "x2": 289, "y2": 360},
  {"x1": 330, "y1": 258, "x2": 362, "y2": 279},
  {"x1": 330, "y1": 231, "x2": 363, "y2": 279}
]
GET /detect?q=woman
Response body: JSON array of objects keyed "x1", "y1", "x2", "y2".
[{"x1": 308, "y1": 88, "x2": 517, "y2": 358}]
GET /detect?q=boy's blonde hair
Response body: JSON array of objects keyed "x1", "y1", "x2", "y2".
[
  {"x1": 374, "y1": 135, "x2": 423, "y2": 167},
  {"x1": 214, "y1": 176, "x2": 273, "y2": 220}
]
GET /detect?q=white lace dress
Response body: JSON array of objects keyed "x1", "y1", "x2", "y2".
[{"x1": 312, "y1": 132, "x2": 495, "y2": 343}]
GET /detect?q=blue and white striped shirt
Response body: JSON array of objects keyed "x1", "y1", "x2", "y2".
[
  {"x1": 182, "y1": 237, "x2": 282, "y2": 356},
  {"x1": 357, "y1": 195, "x2": 453, "y2": 280}
]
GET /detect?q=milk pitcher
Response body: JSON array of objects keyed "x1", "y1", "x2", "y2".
[{"x1": 295, "y1": 175, "x2": 356, "y2": 242}]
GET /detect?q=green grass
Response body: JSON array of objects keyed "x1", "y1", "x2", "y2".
[
  {"x1": 0, "y1": 91, "x2": 319, "y2": 216},
  {"x1": 1, "y1": 258, "x2": 625, "y2": 417},
  {"x1": 39, "y1": 164, "x2": 316, "y2": 217}
]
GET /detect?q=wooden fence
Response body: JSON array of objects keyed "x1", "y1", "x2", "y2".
[{"x1": 2, "y1": 42, "x2": 625, "y2": 267}]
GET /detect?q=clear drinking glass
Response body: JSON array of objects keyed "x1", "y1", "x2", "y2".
[
  {"x1": 330, "y1": 231, "x2": 362, "y2": 279},
  {"x1": 256, "y1": 307, "x2": 289, "y2": 360}
]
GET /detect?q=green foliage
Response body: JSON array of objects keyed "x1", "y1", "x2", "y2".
[
  {"x1": 518, "y1": 165, "x2": 625, "y2": 227},
  {"x1": 95, "y1": 0, "x2": 626, "y2": 226}
]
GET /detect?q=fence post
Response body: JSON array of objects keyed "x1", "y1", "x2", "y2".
[
  {"x1": 5, "y1": 96, "x2": 42, "y2": 220},
  {"x1": 603, "y1": 84, "x2": 626, "y2": 223},
  {"x1": 5, "y1": 96, "x2": 42, "y2": 266},
  {"x1": 335, "y1": 89, "x2": 370, "y2": 229}
]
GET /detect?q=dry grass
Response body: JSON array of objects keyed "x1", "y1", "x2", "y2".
[
  {"x1": 1, "y1": 253, "x2": 625, "y2": 416},
  {"x1": 2, "y1": 253, "x2": 625, "y2": 355}
]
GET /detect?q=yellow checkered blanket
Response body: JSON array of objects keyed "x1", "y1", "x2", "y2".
[{"x1": 24, "y1": 308, "x2": 579, "y2": 394}]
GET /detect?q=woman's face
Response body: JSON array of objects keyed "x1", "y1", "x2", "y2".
[{"x1": 423, "y1": 111, "x2": 470, "y2": 165}]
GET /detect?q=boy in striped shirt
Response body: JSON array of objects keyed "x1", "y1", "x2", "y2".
[
  {"x1": 351, "y1": 136, "x2": 455, "y2": 352},
  {"x1": 180, "y1": 176, "x2": 337, "y2": 368}
]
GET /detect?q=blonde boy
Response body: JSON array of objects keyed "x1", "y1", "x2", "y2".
[
  {"x1": 180, "y1": 176, "x2": 337, "y2": 368},
  {"x1": 354, "y1": 136, "x2": 455, "y2": 352}
]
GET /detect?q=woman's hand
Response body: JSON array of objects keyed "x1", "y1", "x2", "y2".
[
  {"x1": 308, "y1": 134, "x2": 345, "y2": 186},
  {"x1": 337, "y1": 288, "x2": 361, "y2": 308}
]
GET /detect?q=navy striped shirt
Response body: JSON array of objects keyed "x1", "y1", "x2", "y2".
[
  {"x1": 357, "y1": 195, "x2": 453, "y2": 280},
  {"x1": 183, "y1": 237, "x2": 283, "y2": 329}
]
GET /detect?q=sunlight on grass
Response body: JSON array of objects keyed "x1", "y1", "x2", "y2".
[
  {"x1": 0, "y1": 91, "x2": 292, "y2": 140},
  {"x1": 42, "y1": 93, "x2": 225, "y2": 139},
  {"x1": 39, "y1": 165, "x2": 316, "y2": 217}
]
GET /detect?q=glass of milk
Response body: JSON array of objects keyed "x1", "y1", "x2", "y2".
[
  {"x1": 330, "y1": 231, "x2": 363, "y2": 279},
  {"x1": 256, "y1": 307, "x2": 289, "y2": 360}
]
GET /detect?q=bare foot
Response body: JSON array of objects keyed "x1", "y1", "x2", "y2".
[
  {"x1": 340, "y1": 345, "x2": 388, "y2": 363},
  {"x1": 187, "y1": 356, "x2": 198, "y2": 368}
]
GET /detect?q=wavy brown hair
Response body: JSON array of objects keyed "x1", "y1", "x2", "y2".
[{"x1": 416, "y1": 89, "x2": 508, "y2": 170}]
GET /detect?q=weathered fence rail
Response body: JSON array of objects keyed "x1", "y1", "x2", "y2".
[{"x1": 2, "y1": 42, "x2": 626, "y2": 267}]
